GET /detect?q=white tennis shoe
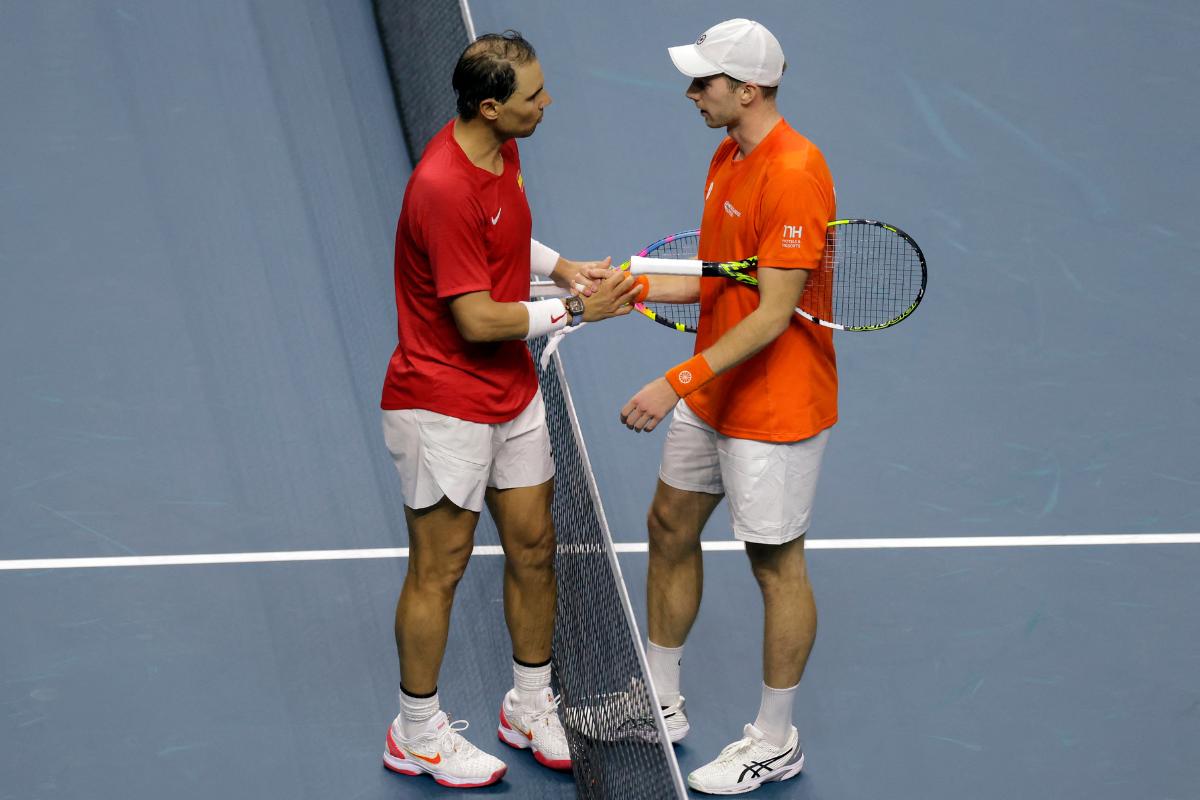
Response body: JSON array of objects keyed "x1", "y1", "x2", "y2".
[
  {"x1": 383, "y1": 711, "x2": 507, "y2": 788},
  {"x1": 497, "y1": 687, "x2": 572, "y2": 770},
  {"x1": 687, "y1": 723, "x2": 804, "y2": 795},
  {"x1": 660, "y1": 695, "x2": 690, "y2": 743}
]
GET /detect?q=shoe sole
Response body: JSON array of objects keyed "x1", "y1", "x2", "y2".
[
  {"x1": 382, "y1": 730, "x2": 507, "y2": 788},
  {"x1": 498, "y1": 706, "x2": 572, "y2": 770},
  {"x1": 686, "y1": 751, "x2": 805, "y2": 795}
]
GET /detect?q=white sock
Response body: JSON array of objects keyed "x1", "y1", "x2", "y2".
[
  {"x1": 512, "y1": 658, "x2": 552, "y2": 707},
  {"x1": 753, "y1": 681, "x2": 799, "y2": 748},
  {"x1": 399, "y1": 687, "x2": 440, "y2": 739},
  {"x1": 646, "y1": 641, "x2": 684, "y2": 706}
]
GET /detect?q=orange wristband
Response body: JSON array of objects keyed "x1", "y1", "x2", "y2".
[
  {"x1": 664, "y1": 353, "x2": 715, "y2": 397},
  {"x1": 631, "y1": 275, "x2": 650, "y2": 304}
]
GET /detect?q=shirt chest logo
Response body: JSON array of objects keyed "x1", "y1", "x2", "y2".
[
  {"x1": 491, "y1": 208, "x2": 502, "y2": 225},
  {"x1": 723, "y1": 200, "x2": 742, "y2": 218}
]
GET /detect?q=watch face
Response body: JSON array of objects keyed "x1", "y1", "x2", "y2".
[{"x1": 565, "y1": 295, "x2": 585, "y2": 316}]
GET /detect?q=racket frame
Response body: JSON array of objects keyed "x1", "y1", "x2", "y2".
[{"x1": 629, "y1": 220, "x2": 927, "y2": 333}]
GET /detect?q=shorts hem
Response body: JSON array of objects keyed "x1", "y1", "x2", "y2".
[
  {"x1": 489, "y1": 466, "x2": 556, "y2": 492},
  {"x1": 733, "y1": 525, "x2": 809, "y2": 546},
  {"x1": 658, "y1": 470, "x2": 723, "y2": 496}
]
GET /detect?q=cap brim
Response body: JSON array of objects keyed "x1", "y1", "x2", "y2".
[{"x1": 667, "y1": 44, "x2": 722, "y2": 78}]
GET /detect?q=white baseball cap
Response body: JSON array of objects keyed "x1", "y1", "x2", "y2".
[{"x1": 668, "y1": 19, "x2": 785, "y2": 87}]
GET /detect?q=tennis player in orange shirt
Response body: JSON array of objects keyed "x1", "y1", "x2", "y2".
[{"x1": 619, "y1": 18, "x2": 837, "y2": 795}]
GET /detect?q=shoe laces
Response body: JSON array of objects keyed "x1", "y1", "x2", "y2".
[
  {"x1": 526, "y1": 693, "x2": 564, "y2": 731},
  {"x1": 435, "y1": 718, "x2": 477, "y2": 756},
  {"x1": 712, "y1": 727, "x2": 765, "y2": 765}
]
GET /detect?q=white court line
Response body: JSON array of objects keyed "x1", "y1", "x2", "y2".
[{"x1": 1, "y1": 533, "x2": 1198, "y2": 571}]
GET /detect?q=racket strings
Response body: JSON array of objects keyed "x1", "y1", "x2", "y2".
[
  {"x1": 812, "y1": 224, "x2": 923, "y2": 329},
  {"x1": 639, "y1": 232, "x2": 703, "y2": 331}
]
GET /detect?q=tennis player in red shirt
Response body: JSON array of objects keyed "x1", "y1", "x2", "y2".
[
  {"x1": 621, "y1": 19, "x2": 837, "y2": 794},
  {"x1": 380, "y1": 32, "x2": 638, "y2": 788}
]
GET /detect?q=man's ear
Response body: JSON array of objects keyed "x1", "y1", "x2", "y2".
[{"x1": 479, "y1": 97, "x2": 501, "y2": 121}]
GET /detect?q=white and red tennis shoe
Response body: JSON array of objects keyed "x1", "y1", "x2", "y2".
[{"x1": 383, "y1": 710, "x2": 507, "y2": 788}]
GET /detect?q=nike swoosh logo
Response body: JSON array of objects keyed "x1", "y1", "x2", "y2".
[
  {"x1": 550, "y1": 312, "x2": 567, "y2": 324},
  {"x1": 409, "y1": 751, "x2": 442, "y2": 765},
  {"x1": 491, "y1": 208, "x2": 502, "y2": 225}
]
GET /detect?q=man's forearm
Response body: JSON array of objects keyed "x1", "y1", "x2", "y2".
[
  {"x1": 700, "y1": 308, "x2": 792, "y2": 374},
  {"x1": 644, "y1": 275, "x2": 701, "y2": 304}
]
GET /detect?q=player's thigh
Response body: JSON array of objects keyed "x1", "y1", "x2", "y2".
[
  {"x1": 403, "y1": 497, "x2": 480, "y2": 583},
  {"x1": 652, "y1": 400, "x2": 723, "y2": 546},
  {"x1": 718, "y1": 428, "x2": 831, "y2": 545},
  {"x1": 647, "y1": 479, "x2": 723, "y2": 554},
  {"x1": 658, "y1": 399, "x2": 723, "y2": 497},
  {"x1": 486, "y1": 479, "x2": 555, "y2": 563},
  {"x1": 489, "y1": 389, "x2": 554, "y2": 495},
  {"x1": 487, "y1": 391, "x2": 556, "y2": 559},
  {"x1": 382, "y1": 408, "x2": 494, "y2": 513}
]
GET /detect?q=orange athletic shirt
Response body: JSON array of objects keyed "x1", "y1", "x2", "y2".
[{"x1": 688, "y1": 120, "x2": 838, "y2": 442}]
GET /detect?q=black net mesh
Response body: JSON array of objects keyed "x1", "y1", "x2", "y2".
[{"x1": 531, "y1": 338, "x2": 685, "y2": 799}]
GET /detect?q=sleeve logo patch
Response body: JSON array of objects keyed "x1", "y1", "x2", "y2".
[{"x1": 782, "y1": 224, "x2": 804, "y2": 248}]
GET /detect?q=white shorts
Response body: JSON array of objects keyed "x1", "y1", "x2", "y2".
[
  {"x1": 659, "y1": 400, "x2": 830, "y2": 545},
  {"x1": 381, "y1": 390, "x2": 555, "y2": 513}
]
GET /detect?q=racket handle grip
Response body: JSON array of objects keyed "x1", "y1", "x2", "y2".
[{"x1": 628, "y1": 256, "x2": 702, "y2": 276}]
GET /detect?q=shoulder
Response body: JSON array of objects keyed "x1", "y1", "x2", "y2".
[
  {"x1": 762, "y1": 128, "x2": 831, "y2": 193},
  {"x1": 769, "y1": 125, "x2": 827, "y2": 170},
  {"x1": 410, "y1": 151, "x2": 479, "y2": 208}
]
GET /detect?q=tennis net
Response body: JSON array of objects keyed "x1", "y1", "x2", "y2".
[{"x1": 531, "y1": 338, "x2": 687, "y2": 799}]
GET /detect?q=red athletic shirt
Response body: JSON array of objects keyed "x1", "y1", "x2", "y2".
[{"x1": 380, "y1": 120, "x2": 538, "y2": 423}]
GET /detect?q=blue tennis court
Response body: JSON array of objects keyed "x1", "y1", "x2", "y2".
[{"x1": 2, "y1": 1, "x2": 1198, "y2": 798}]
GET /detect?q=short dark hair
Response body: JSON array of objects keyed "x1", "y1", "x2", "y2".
[
  {"x1": 723, "y1": 63, "x2": 786, "y2": 100},
  {"x1": 452, "y1": 31, "x2": 537, "y2": 120}
]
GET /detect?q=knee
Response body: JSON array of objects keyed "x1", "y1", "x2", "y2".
[
  {"x1": 648, "y1": 504, "x2": 701, "y2": 562},
  {"x1": 747, "y1": 544, "x2": 810, "y2": 593},
  {"x1": 408, "y1": 544, "x2": 472, "y2": 594},
  {"x1": 506, "y1": 522, "x2": 556, "y2": 574}
]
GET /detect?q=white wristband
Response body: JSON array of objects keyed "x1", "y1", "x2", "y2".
[
  {"x1": 530, "y1": 238, "x2": 561, "y2": 277},
  {"x1": 521, "y1": 299, "x2": 569, "y2": 340}
]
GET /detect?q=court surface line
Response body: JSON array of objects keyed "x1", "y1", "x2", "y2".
[{"x1": 1, "y1": 532, "x2": 1198, "y2": 571}]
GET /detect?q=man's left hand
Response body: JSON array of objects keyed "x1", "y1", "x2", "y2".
[
  {"x1": 620, "y1": 377, "x2": 679, "y2": 433},
  {"x1": 552, "y1": 257, "x2": 612, "y2": 296}
]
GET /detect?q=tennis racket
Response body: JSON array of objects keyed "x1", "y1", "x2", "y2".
[{"x1": 624, "y1": 220, "x2": 927, "y2": 333}]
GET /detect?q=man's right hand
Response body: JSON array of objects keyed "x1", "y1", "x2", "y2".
[{"x1": 582, "y1": 269, "x2": 640, "y2": 322}]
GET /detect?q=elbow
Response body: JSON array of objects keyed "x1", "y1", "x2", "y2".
[
  {"x1": 452, "y1": 314, "x2": 489, "y2": 343},
  {"x1": 761, "y1": 311, "x2": 793, "y2": 342},
  {"x1": 457, "y1": 320, "x2": 490, "y2": 343}
]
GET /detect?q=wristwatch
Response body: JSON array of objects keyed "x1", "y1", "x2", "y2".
[{"x1": 563, "y1": 295, "x2": 585, "y2": 326}]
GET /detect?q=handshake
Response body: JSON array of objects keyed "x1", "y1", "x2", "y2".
[
  {"x1": 536, "y1": 259, "x2": 648, "y2": 368},
  {"x1": 550, "y1": 258, "x2": 648, "y2": 322}
]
